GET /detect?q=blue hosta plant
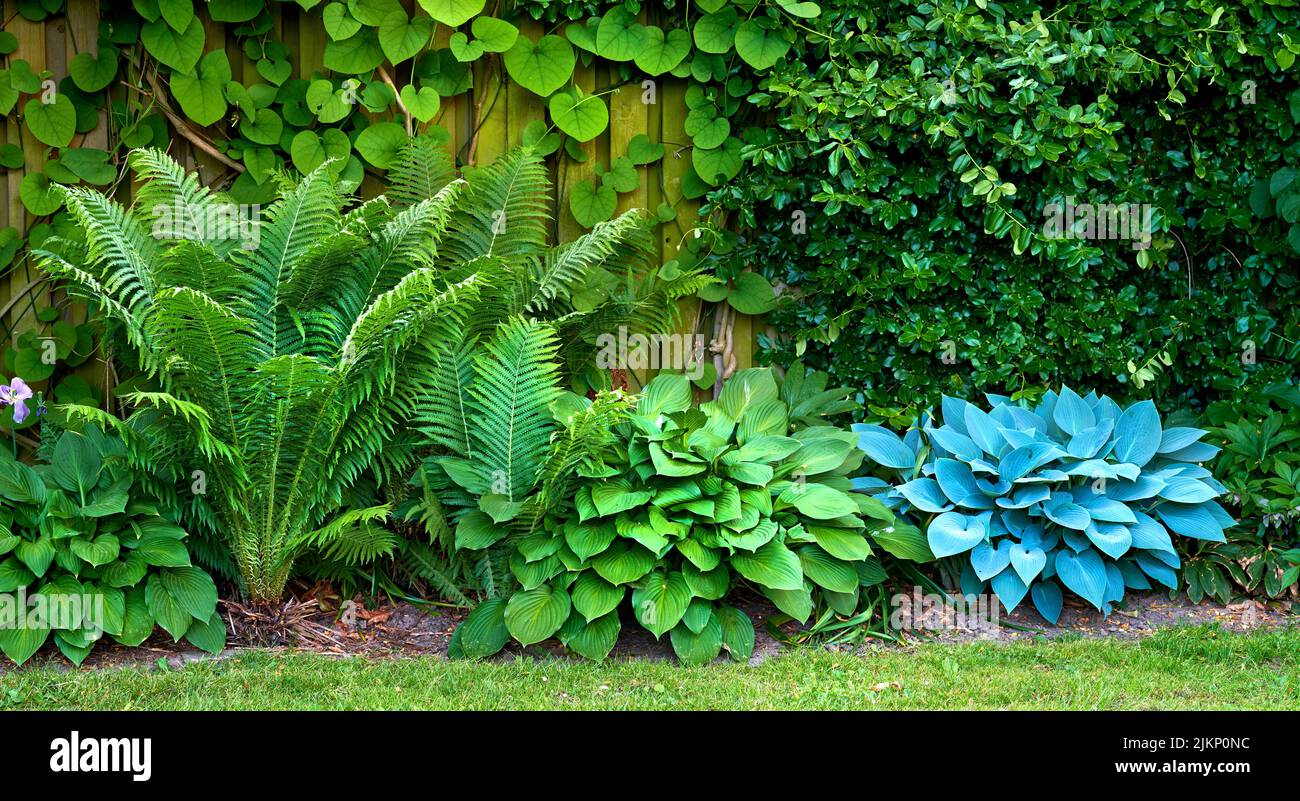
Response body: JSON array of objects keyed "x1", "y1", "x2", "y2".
[{"x1": 852, "y1": 387, "x2": 1235, "y2": 622}]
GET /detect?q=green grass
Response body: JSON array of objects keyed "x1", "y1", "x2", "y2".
[{"x1": 3, "y1": 625, "x2": 1298, "y2": 710}]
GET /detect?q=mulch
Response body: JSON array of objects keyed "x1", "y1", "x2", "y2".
[{"x1": 4, "y1": 589, "x2": 1295, "y2": 674}]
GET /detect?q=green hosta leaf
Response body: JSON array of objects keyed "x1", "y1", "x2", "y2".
[
  {"x1": 134, "y1": 534, "x2": 191, "y2": 568},
  {"x1": 734, "y1": 19, "x2": 791, "y2": 70},
  {"x1": 558, "y1": 609, "x2": 620, "y2": 661},
  {"x1": 590, "y1": 541, "x2": 656, "y2": 584},
  {"x1": 549, "y1": 87, "x2": 608, "y2": 141},
  {"x1": 457, "y1": 597, "x2": 509, "y2": 658},
  {"x1": 355, "y1": 121, "x2": 408, "y2": 168},
  {"x1": 631, "y1": 570, "x2": 692, "y2": 638},
  {"x1": 184, "y1": 609, "x2": 227, "y2": 653},
  {"x1": 504, "y1": 584, "x2": 570, "y2": 646},
  {"x1": 171, "y1": 50, "x2": 232, "y2": 127},
  {"x1": 797, "y1": 544, "x2": 858, "y2": 592},
  {"x1": 100, "y1": 551, "x2": 148, "y2": 588},
  {"x1": 70, "y1": 534, "x2": 120, "y2": 567},
  {"x1": 417, "y1": 0, "x2": 485, "y2": 26},
  {"x1": 811, "y1": 526, "x2": 872, "y2": 561},
  {"x1": 15, "y1": 537, "x2": 55, "y2": 577},
  {"x1": 670, "y1": 613, "x2": 722, "y2": 665},
  {"x1": 635, "y1": 27, "x2": 691, "y2": 75},
  {"x1": 115, "y1": 586, "x2": 154, "y2": 647},
  {"x1": 732, "y1": 539, "x2": 804, "y2": 590},
  {"x1": 683, "y1": 562, "x2": 730, "y2": 599},
  {"x1": 0, "y1": 620, "x2": 48, "y2": 665},
  {"x1": 140, "y1": 16, "x2": 204, "y2": 72},
  {"x1": 591, "y1": 480, "x2": 652, "y2": 516},
  {"x1": 145, "y1": 573, "x2": 191, "y2": 641},
  {"x1": 24, "y1": 95, "x2": 77, "y2": 147},
  {"x1": 69, "y1": 45, "x2": 119, "y2": 93},
  {"x1": 571, "y1": 571, "x2": 624, "y2": 623},
  {"x1": 379, "y1": 10, "x2": 433, "y2": 64},
  {"x1": 0, "y1": 558, "x2": 33, "y2": 593},
  {"x1": 504, "y1": 34, "x2": 575, "y2": 97},
  {"x1": 716, "y1": 604, "x2": 755, "y2": 661},
  {"x1": 779, "y1": 483, "x2": 857, "y2": 519},
  {"x1": 160, "y1": 566, "x2": 218, "y2": 621},
  {"x1": 595, "y1": 6, "x2": 646, "y2": 62}
]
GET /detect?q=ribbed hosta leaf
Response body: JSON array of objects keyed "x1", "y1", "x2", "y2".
[
  {"x1": 504, "y1": 584, "x2": 570, "y2": 646},
  {"x1": 631, "y1": 570, "x2": 692, "y2": 637}
]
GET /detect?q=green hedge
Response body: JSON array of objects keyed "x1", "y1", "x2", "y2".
[{"x1": 702, "y1": 0, "x2": 1300, "y2": 421}]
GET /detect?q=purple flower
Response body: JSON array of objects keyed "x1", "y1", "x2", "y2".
[{"x1": 0, "y1": 377, "x2": 33, "y2": 424}]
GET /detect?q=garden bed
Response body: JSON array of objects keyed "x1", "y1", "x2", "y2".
[{"x1": 5, "y1": 592, "x2": 1292, "y2": 676}]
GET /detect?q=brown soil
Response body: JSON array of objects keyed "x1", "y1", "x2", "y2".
[{"x1": 4, "y1": 591, "x2": 1294, "y2": 674}]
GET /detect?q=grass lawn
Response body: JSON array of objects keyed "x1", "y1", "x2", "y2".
[{"x1": 3, "y1": 624, "x2": 1298, "y2": 711}]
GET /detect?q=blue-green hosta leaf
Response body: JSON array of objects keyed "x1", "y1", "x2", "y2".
[
  {"x1": 1085, "y1": 523, "x2": 1132, "y2": 559},
  {"x1": 716, "y1": 604, "x2": 754, "y2": 661},
  {"x1": 731, "y1": 539, "x2": 804, "y2": 591},
  {"x1": 1067, "y1": 418, "x2": 1115, "y2": 459},
  {"x1": 854, "y1": 426, "x2": 916, "y2": 469},
  {"x1": 1009, "y1": 543, "x2": 1047, "y2": 584},
  {"x1": 1108, "y1": 476, "x2": 1165, "y2": 501},
  {"x1": 632, "y1": 570, "x2": 692, "y2": 637},
  {"x1": 927, "y1": 512, "x2": 985, "y2": 558},
  {"x1": 504, "y1": 584, "x2": 570, "y2": 646},
  {"x1": 1129, "y1": 511, "x2": 1175, "y2": 554},
  {"x1": 1030, "y1": 580, "x2": 1063, "y2": 623},
  {"x1": 925, "y1": 426, "x2": 978, "y2": 462},
  {"x1": 1157, "y1": 427, "x2": 1206, "y2": 454},
  {"x1": 896, "y1": 477, "x2": 952, "y2": 513},
  {"x1": 970, "y1": 538, "x2": 1013, "y2": 581},
  {"x1": 1054, "y1": 548, "x2": 1108, "y2": 609},
  {"x1": 1134, "y1": 550, "x2": 1178, "y2": 588},
  {"x1": 995, "y1": 484, "x2": 1050, "y2": 509},
  {"x1": 989, "y1": 568, "x2": 1028, "y2": 612},
  {"x1": 1076, "y1": 494, "x2": 1137, "y2": 524},
  {"x1": 1157, "y1": 477, "x2": 1219, "y2": 504},
  {"x1": 1042, "y1": 494, "x2": 1091, "y2": 530},
  {"x1": 1052, "y1": 386, "x2": 1095, "y2": 436},
  {"x1": 934, "y1": 459, "x2": 992, "y2": 508},
  {"x1": 1117, "y1": 559, "x2": 1152, "y2": 590},
  {"x1": 1104, "y1": 562, "x2": 1126, "y2": 605},
  {"x1": 1112, "y1": 399, "x2": 1161, "y2": 467},
  {"x1": 1156, "y1": 502, "x2": 1226, "y2": 542},
  {"x1": 962, "y1": 404, "x2": 1004, "y2": 457}
]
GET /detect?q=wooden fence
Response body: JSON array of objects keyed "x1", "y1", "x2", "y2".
[{"x1": 0, "y1": 1, "x2": 758, "y2": 394}]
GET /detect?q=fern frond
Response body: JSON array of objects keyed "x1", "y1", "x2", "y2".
[
  {"x1": 387, "y1": 134, "x2": 455, "y2": 205},
  {"x1": 440, "y1": 147, "x2": 550, "y2": 264}
]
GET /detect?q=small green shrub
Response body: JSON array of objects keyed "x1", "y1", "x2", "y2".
[
  {"x1": 0, "y1": 425, "x2": 223, "y2": 665},
  {"x1": 452, "y1": 365, "x2": 924, "y2": 663},
  {"x1": 856, "y1": 387, "x2": 1235, "y2": 621}
]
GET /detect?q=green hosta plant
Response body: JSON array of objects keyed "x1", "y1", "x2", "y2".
[
  {"x1": 453, "y1": 365, "x2": 907, "y2": 664},
  {"x1": 0, "y1": 426, "x2": 223, "y2": 665},
  {"x1": 855, "y1": 387, "x2": 1235, "y2": 622}
]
